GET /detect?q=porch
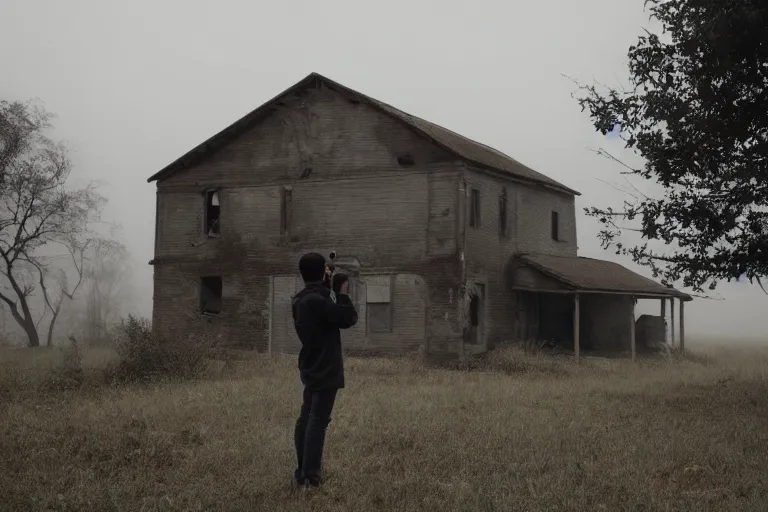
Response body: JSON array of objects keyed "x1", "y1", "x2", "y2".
[{"x1": 507, "y1": 253, "x2": 693, "y2": 361}]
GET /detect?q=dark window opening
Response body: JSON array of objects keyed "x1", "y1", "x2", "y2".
[
  {"x1": 200, "y1": 276, "x2": 222, "y2": 315},
  {"x1": 205, "y1": 190, "x2": 220, "y2": 236},
  {"x1": 469, "y1": 295, "x2": 480, "y2": 327},
  {"x1": 499, "y1": 188, "x2": 508, "y2": 238},
  {"x1": 300, "y1": 168, "x2": 313, "y2": 179},
  {"x1": 469, "y1": 188, "x2": 481, "y2": 228},
  {"x1": 280, "y1": 186, "x2": 293, "y2": 236},
  {"x1": 397, "y1": 154, "x2": 415, "y2": 166},
  {"x1": 551, "y1": 211, "x2": 559, "y2": 241}
]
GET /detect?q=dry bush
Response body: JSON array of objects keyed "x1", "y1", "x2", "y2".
[
  {"x1": 108, "y1": 315, "x2": 216, "y2": 383},
  {"x1": 41, "y1": 337, "x2": 85, "y2": 392}
]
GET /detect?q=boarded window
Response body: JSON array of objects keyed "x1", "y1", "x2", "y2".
[
  {"x1": 499, "y1": 188, "x2": 508, "y2": 238},
  {"x1": 201, "y1": 276, "x2": 222, "y2": 315},
  {"x1": 469, "y1": 188, "x2": 481, "y2": 228},
  {"x1": 551, "y1": 211, "x2": 559, "y2": 241},
  {"x1": 366, "y1": 275, "x2": 392, "y2": 333},
  {"x1": 205, "y1": 190, "x2": 220, "y2": 236},
  {"x1": 280, "y1": 186, "x2": 293, "y2": 236}
]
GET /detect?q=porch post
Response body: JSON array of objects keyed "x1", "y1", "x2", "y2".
[
  {"x1": 679, "y1": 299, "x2": 685, "y2": 352},
  {"x1": 630, "y1": 295, "x2": 636, "y2": 361},
  {"x1": 660, "y1": 298, "x2": 667, "y2": 344},
  {"x1": 670, "y1": 297, "x2": 676, "y2": 348},
  {"x1": 574, "y1": 293, "x2": 580, "y2": 364}
]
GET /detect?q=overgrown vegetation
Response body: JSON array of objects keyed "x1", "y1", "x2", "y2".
[
  {"x1": 1, "y1": 342, "x2": 766, "y2": 511},
  {"x1": 108, "y1": 315, "x2": 214, "y2": 383}
]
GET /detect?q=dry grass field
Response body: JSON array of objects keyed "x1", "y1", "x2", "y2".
[{"x1": 1, "y1": 342, "x2": 768, "y2": 511}]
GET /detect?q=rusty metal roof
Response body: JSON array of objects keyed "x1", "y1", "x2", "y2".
[
  {"x1": 147, "y1": 73, "x2": 579, "y2": 195},
  {"x1": 517, "y1": 253, "x2": 693, "y2": 301}
]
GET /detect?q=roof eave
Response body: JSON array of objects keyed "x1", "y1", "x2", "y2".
[{"x1": 517, "y1": 254, "x2": 692, "y2": 301}]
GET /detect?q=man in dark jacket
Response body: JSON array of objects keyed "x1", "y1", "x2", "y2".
[{"x1": 292, "y1": 252, "x2": 358, "y2": 490}]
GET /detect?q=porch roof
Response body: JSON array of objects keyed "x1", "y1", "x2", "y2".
[{"x1": 511, "y1": 253, "x2": 693, "y2": 301}]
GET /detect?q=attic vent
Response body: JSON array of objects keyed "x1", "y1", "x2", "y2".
[
  {"x1": 397, "y1": 155, "x2": 415, "y2": 166},
  {"x1": 276, "y1": 101, "x2": 287, "y2": 107},
  {"x1": 349, "y1": 99, "x2": 360, "y2": 105},
  {"x1": 300, "y1": 168, "x2": 313, "y2": 179}
]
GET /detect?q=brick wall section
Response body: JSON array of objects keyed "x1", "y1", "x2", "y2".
[
  {"x1": 461, "y1": 167, "x2": 578, "y2": 348},
  {"x1": 152, "y1": 84, "x2": 464, "y2": 353}
]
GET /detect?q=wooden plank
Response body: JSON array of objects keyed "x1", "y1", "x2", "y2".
[
  {"x1": 680, "y1": 299, "x2": 685, "y2": 352},
  {"x1": 509, "y1": 286, "x2": 685, "y2": 300},
  {"x1": 671, "y1": 297, "x2": 676, "y2": 348},
  {"x1": 574, "y1": 293, "x2": 580, "y2": 364},
  {"x1": 630, "y1": 296, "x2": 636, "y2": 362}
]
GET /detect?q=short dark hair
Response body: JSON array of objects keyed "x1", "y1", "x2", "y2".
[{"x1": 299, "y1": 252, "x2": 326, "y2": 283}]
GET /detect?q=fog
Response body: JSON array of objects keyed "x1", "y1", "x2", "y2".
[{"x1": 1, "y1": 0, "x2": 765, "y2": 343}]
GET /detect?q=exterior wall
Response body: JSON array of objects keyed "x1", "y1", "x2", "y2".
[
  {"x1": 461, "y1": 167, "x2": 578, "y2": 349},
  {"x1": 580, "y1": 294, "x2": 633, "y2": 351},
  {"x1": 152, "y1": 84, "x2": 464, "y2": 353}
]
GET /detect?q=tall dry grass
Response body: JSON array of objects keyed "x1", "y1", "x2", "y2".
[{"x1": 1, "y1": 342, "x2": 767, "y2": 511}]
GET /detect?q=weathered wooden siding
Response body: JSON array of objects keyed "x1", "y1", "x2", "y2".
[{"x1": 152, "y1": 84, "x2": 464, "y2": 353}]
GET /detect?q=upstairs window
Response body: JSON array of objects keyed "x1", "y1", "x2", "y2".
[
  {"x1": 551, "y1": 211, "x2": 559, "y2": 241},
  {"x1": 280, "y1": 185, "x2": 293, "y2": 237},
  {"x1": 201, "y1": 276, "x2": 222, "y2": 315},
  {"x1": 469, "y1": 188, "x2": 481, "y2": 228},
  {"x1": 205, "y1": 190, "x2": 220, "y2": 236},
  {"x1": 499, "y1": 188, "x2": 508, "y2": 238}
]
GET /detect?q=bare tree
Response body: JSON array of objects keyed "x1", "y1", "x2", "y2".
[
  {"x1": 81, "y1": 238, "x2": 131, "y2": 345},
  {"x1": 0, "y1": 99, "x2": 105, "y2": 347}
]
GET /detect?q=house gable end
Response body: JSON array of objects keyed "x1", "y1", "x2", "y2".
[
  {"x1": 148, "y1": 73, "x2": 579, "y2": 196},
  {"x1": 152, "y1": 79, "x2": 459, "y2": 188}
]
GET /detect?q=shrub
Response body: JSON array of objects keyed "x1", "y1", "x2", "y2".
[
  {"x1": 109, "y1": 315, "x2": 215, "y2": 383},
  {"x1": 42, "y1": 336, "x2": 86, "y2": 391}
]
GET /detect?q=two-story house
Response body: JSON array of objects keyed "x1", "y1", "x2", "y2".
[{"x1": 147, "y1": 73, "x2": 690, "y2": 359}]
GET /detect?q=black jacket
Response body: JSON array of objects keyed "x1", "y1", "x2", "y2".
[{"x1": 291, "y1": 282, "x2": 358, "y2": 390}]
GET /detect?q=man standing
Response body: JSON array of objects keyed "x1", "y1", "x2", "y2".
[{"x1": 291, "y1": 252, "x2": 358, "y2": 490}]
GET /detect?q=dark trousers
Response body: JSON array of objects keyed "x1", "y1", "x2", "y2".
[{"x1": 294, "y1": 386, "x2": 338, "y2": 485}]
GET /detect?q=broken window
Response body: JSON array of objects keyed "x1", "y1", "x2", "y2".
[
  {"x1": 200, "y1": 276, "x2": 222, "y2": 315},
  {"x1": 551, "y1": 211, "x2": 559, "y2": 241},
  {"x1": 469, "y1": 188, "x2": 481, "y2": 228},
  {"x1": 280, "y1": 186, "x2": 293, "y2": 236},
  {"x1": 499, "y1": 188, "x2": 508, "y2": 238},
  {"x1": 205, "y1": 190, "x2": 220, "y2": 236},
  {"x1": 366, "y1": 275, "x2": 393, "y2": 333}
]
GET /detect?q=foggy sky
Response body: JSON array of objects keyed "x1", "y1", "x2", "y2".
[{"x1": 2, "y1": 0, "x2": 765, "y2": 342}]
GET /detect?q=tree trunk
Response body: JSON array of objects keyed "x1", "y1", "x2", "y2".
[
  {"x1": 22, "y1": 318, "x2": 40, "y2": 347},
  {"x1": 46, "y1": 306, "x2": 61, "y2": 348}
]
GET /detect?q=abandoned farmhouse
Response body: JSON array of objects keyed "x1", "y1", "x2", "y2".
[{"x1": 147, "y1": 72, "x2": 691, "y2": 359}]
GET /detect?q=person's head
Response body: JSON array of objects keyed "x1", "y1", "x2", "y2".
[{"x1": 299, "y1": 252, "x2": 327, "y2": 283}]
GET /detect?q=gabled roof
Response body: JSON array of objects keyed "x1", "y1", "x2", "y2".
[
  {"x1": 147, "y1": 72, "x2": 579, "y2": 195},
  {"x1": 515, "y1": 253, "x2": 693, "y2": 301}
]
